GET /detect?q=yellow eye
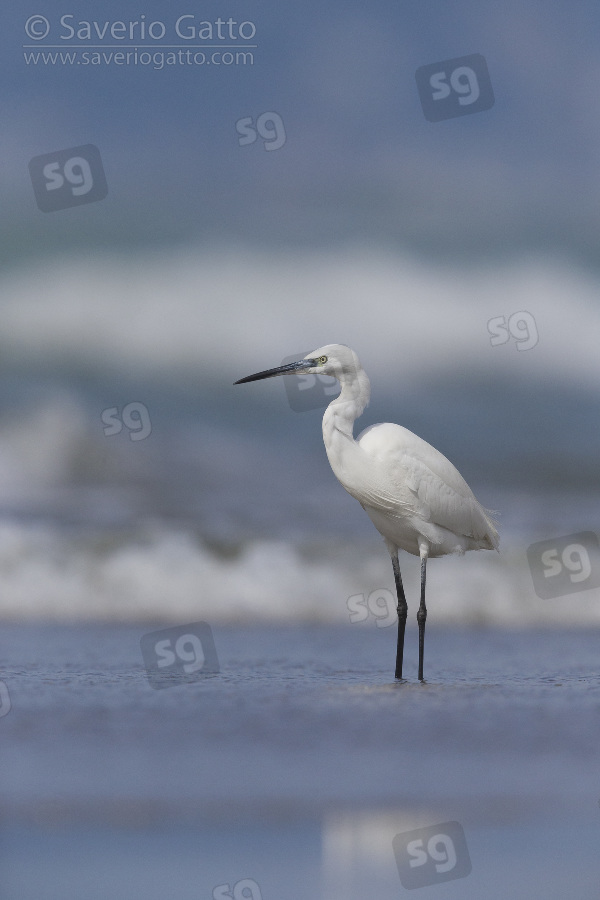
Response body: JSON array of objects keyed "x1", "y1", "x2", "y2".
[{"x1": 317, "y1": 356, "x2": 328, "y2": 364}]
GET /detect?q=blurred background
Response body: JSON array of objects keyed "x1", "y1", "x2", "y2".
[
  {"x1": 1, "y1": 2, "x2": 600, "y2": 898},
  {"x1": 0, "y1": 0, "x2": 599, "y2": 625}
]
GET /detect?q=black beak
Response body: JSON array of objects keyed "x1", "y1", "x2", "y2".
[{"x1": 234, "y1": 358, "x2": 316, "y2": 385}]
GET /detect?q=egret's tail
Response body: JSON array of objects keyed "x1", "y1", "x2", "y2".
[{"x1": 479, "y1": 505, "x2": 500, "y2": 551}]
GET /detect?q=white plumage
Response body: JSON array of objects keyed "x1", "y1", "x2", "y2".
[
  {"x1": 235, "y1": 342, "x2": 498, "y2": 681},
  {"x1": 351, "y1": 422, "x2": 497, "y2": 557}
]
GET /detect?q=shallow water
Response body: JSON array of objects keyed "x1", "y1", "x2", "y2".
[{"x1": 1, "y1": 624, "x2": 599, "y2": 899}]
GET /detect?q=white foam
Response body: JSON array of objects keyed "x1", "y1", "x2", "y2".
[
  {"x1": 1, "y1": 247, "x2": 600, "y2": 389},
  {"x1": 0, "y1": 520, "x2": 597, "y2": 626}
]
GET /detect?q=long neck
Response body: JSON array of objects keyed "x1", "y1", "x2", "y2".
[{"x1": 322, "y1": 368, "x2": 370, "y2": 480}]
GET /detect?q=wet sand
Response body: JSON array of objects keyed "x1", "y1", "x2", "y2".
[{"x1": 1, "y1": 623, "x2": 599, "y2": 899}]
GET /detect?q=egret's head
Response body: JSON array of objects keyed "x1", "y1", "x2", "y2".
[
  {"x1": 302, "y1": 344, "x2": 362, "y2": 381},
  {"x1": 234, "y1": 343, "x2": 362, "y2": 385}
]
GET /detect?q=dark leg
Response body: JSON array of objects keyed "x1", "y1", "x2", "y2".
[
  {"x1": 417, "y1": 555, "x2": 427, "y2": 681},
  {"x1": 392, "y1": 552, "x2": 408, "y2": 679}
]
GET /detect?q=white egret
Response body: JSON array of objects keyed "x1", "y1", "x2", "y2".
[{"x1": 235, "y1": 344, "x2": 499, "y2": 681}]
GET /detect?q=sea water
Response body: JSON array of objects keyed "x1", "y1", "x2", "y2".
[{"x1": 1, "y1": 624, "x2": 599, "y2": 899}]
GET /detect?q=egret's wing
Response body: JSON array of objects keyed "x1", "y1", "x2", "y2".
[{"x1": 356, "y1": 422, "x2": 498, "y2": 545}]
